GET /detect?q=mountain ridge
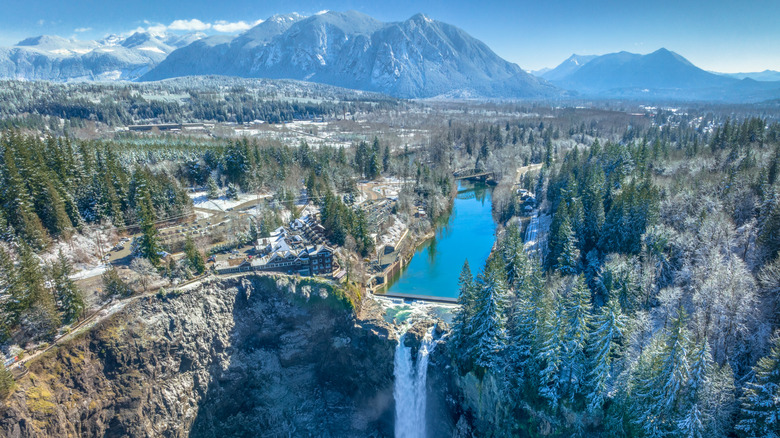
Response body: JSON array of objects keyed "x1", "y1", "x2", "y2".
[
  {"x1": 541, "y1": 48, "x2": 780, "y2": 102},
  {"x1": 0, "y1": 30, "x2": 205, "y2": 81},
  {"x1": 140, "y1": 10, "x2": 560, "y2": 99}
]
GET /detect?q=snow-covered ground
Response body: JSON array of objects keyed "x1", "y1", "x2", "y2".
[
  {"x1": 379, "y1": 218, "x2": 407, "y2": 248},
  {"x1": 195, "y1": 210, "x2": 215, "y2": 219},
  {"x1": 69, "y1": 263, "x2": 110, "y2": 281},
  {"x1": 39, "y1": 226, "x2": 118, "y2": 271},
  {"x1": 188, "y1": 191, "x2": 268, "y2": 211}
]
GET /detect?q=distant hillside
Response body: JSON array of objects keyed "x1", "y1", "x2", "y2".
[
  {"x1": 717, "y1": 70, "x2": 780, "y2": 82},
  {"x1": 141, "y1": 11, "x2": 560, "y2": 99},
  {"x1": 544, "y1": 48, "x2": 780, "y2": 102},
  {"x1": 536, "y1": 54, "x2": 597, "y2": 81},
  {"x1": 0, "y1": 32, "x2": 204, "y2": 81}
]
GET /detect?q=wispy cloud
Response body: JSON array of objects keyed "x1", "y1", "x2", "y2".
[
  {"x1": 129, "y1": 17, "x2": 265, "y2": 36},
  {"x1": 168, "y1": 18, "x2": 211, "y2": 31},
  {"x1": 212, "y1": 19, "x2": 262, "y2": 33},
  {"x1": 74, "y1": 27, "x2": 92, "y2": 33}
]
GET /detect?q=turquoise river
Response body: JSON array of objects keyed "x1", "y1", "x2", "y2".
[{"x1": 384, "y1": 181, "x2": 497, "y2": 299}]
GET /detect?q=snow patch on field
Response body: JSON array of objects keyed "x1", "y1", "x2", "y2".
[
  {"x1": 379, "y1": 218, "x2": 407, "y2": 248},
  {"x1": 188, "y1": 191, "x2": 263, "y2": 211},
  {"x1": 69, "y1": 264, "x2": 109, "y2": 281},
  {"x1": 40, "y1": 227, "x2": 118, "y2": 271}
]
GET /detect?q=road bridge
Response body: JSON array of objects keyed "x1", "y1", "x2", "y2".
[{"x1": 453, "y1": 168, "x2": 494, "y2": 180}]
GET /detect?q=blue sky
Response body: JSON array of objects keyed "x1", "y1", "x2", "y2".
[{"x1": 2, "y1": 0, "x2": 779, "y2": 72}]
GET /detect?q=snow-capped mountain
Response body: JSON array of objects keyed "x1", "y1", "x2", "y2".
[
  {"x1": 717, "y1": 70, "x2": 780, "y2": 82},
  {"x1": 544, "y1": 48, "x2": 780, "y2": 102},
  {"x1": 534, "y1": 54, "x2": 597, "y2": 81},
  {"x1": 141, "y1": 11, "x2": 560, "y2": 99},
  {"x1": 0, "y1": 31, "x2": 205, "y2": 81}
]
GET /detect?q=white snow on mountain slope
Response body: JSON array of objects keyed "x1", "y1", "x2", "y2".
[
  {"x1": 142, "y1": 11, "x2": 560, "y2": 99},
  {"x1": 0, "y1": 11, "x2": 561, "y2": 98},
  {"x1": 0, "y1": 31, "x2": 205, "y2": 82}
]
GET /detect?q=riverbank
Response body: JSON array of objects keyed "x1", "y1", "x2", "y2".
[{"x1": 375, "y1": 181, "x2": 496, "y2": 300}]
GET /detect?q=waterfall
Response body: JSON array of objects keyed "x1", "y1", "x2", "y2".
[{"x1": 394, "y1": 327, "x2": 436, "y2": 438}]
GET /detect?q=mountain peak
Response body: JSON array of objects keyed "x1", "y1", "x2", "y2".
[
  {"x1": 16, "y1": 35, "x2": 70, "y2": 47},
  {"x1": 539, "y1": 54, "x2": 597, "y2": 80},
  {"x1": 548, "y1": 48, "x2": 741, "y2": 98},
  {"x1": 296, "y1": 9, "x2": 382, "y2": 35},
  {"x1": 141, "y1": 10, "x2": 558, "y2": 99},
  {"x1": 646, "y1": 47, "x2": 694, "y2": 67},
  {"x1": 409, "y1": 13, "x2": 435, "y2": 24}
]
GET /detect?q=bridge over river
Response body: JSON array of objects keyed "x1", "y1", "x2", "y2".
[{"x1": 452, "y1": 167, "x2": 494, "y2": 180}]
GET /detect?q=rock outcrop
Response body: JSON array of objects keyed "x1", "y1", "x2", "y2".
[{"x1": 0, "y1": 275, "x2": 397, "y2": 437}]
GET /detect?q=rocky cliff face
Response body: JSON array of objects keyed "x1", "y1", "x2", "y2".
[{"x1": 0, "y1": 275, "x2": 397, "y2": 437}]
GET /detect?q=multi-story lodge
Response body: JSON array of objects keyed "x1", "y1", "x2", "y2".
[{"x1": 215, "y1": 223, "x2": 334, "y2": 276}]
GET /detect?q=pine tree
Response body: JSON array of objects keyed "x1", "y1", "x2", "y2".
[
  {"x1": 582, "y1": 167, "x2": 606, "y2": 253},
  {"x1": 678, "y1": 341, "x2": 713, "y2": 438},
  {"x1": 556, "y1": 217, "x2": 581, "y2": 275},
  {"x1": 1, "y1": 141, "x2": 49, "y2": 249},
  {"x1": 226, "y1": 183, "x2": 238, "y2": 200},
  {"x1": 368, "y1": 153, "x2": 381, "y2": 180},
  {"x1": 547, "y1": 197, "x2": 570, "y2": 270},
  {"x1": 249, "y1": 219, "x2": 259, "y2": 242},
  {"x1": 630, "y1": 307, "x2": 690, "y2": 437},
  {"x1": 383, "y1": 145, "x2": 391, "y2": 172},
  {"x1": 0, "y1": 364, "x2": 14, "y2": 400},
  {"x1": 737, "y1": 333, "x2": 780, "y2": 438},
  {"x1": 657, "y1": 308, "x2": 691, "y2": 414},
  {"x1": 561, "y1": 275, "x2": 592, "y2": 398},
  {"x1": 206, "y1": 176, "x2": 219, "y2": 200},
  {"x1": 501, "y1": 223, "x2": 525, "y2": 287},
  {"x1": 17, "y1": 243, "x2": 60, "y2": 341},
  {"x1": 49, "y1": 249, "x2": 85, "y2": 324},
  {"x1": 505, "y1": 248, "x2": 545, "y2": 387},
  {"x1": 544, "y1": 137, "x2": 553, "y2": 168},
  {"x1": 538, "y1": 298, "x2": 565, "y2": 409},
  {"x1": 452, "y1": 260, "x2": 476, "y2": 360},
  {"x1": 136, "y1": 176, "x2": 161, "y2": 266},
  {"x1": 33, "y1": 175, "x2": 74, "y2": 239},
  {"x1": 102, "y1": 267, "x2": 132, "y2": 297},
  {"x1": 0, "y1": 246, "x2": 19, "y2": 339},
  {"x1": 100, "y1": 172, "x2": 124, "y2": 225},
  {"x1": 585, "y1": 298, "x2": 627, "y2": 412},
  {"x1": 184, "y1": 235, "x2": 205, "y2": 275},
  {"x1": 469, "y1": 256, "x2": 507, "y2": 372}
]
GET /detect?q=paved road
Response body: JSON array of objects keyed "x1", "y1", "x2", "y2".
[
  {"x1": 8, "y1": 272, "x2": 212, "y2": 376},
  {"x1": 524, "y1": 211, "x2": 540, "y2": 258}
]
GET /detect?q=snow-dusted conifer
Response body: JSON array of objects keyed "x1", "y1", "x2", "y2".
[
  {"x1": 538, "y1": 299, "x2": 565, "y2": 408},
  {"x1": 556, "y1": 217, "x2": 581, "y2": 275},
  {"x1": 737, "y1": 333, "x2": 780, "y2": 438},
  {"x1": 206, "y1": 176, "x2": 219, "y2": 200},
  {"x1": 586, "y1": 298, "x2": 627, "y2": 411},
  {"x1": 469, "y1": 256, "x2": 507, "y2": 371},
  {"x1": 562, "y1": 275, "x2": 592, "y2": 398}
]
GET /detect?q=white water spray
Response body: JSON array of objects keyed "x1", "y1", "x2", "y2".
[{"x1": 394, "y1": 327, "x2": 436, "y2": 438}]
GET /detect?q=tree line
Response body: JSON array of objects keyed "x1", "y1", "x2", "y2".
[{"x1": 451, "y1": 115, "x2": 780, "y2": 437}]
